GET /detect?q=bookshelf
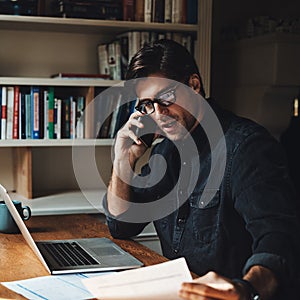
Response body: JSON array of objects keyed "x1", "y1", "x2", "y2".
[{"x1": 0, "y1": 0, "x2": 212, "y2": 207}]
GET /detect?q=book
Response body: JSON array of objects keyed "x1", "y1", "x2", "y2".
[
  {"x1": 140, "y1": 31, "x2": 150, "y2": 47},
  {"x1": 164, "y1": 0, "x2": 172, "y2": 23},
  {"x1": 13, "y1": 86, "x2": 20, "y2": 139},
  {"x1": 52, "y1": 0, "x2": 123, "y2": 20},
  {"x1": 53, "y1": 98, "x2": 62, "y2": 139},
  {"x1": 172, "y1": 0, "x2": 184, "y2": 23},
  {"x1": 118, "y1": 33, "x2": 129, "y2": 79},
  {"x1": 43, "y1": 89, "x2": 48, "y2": 139},
  {"x1": 47, "y1": 87, "x2": 55, "y2": 139},
  {"x1": 144, "y1": 0, "x2": 152, "y2": 23},
  {"x1": 1, "y1": 86, "x2": 7, "y2": 140},
  {"x1": 115, "y1": 40, "x2": 122, "y2": 80},
  {"x1": 6, "y1": 86, "x2": 14, "y2": 140},
  {"x1": 0, "y1": 87, "x2": 1, "y2": 139},
  {"x1": 181, "y1": 34, "x2": 194, "y2": 54},
  {"x1": 51, "y1": 73, "x2": 110, "y2": 79},
  {"x1": 25, "y1": 94, "x2": 31, "y2": 139},
  {"x1": 31, "y1": 86, "x2": 40, "y2": 139},
  {"x1": 128, "y1": 31, "x2": 141, "y2": 62},
  {"x1": 187, "y1": 0, "x2": 198, "y2": 24},
  {"x1": 76, "y1": 96, "x2": 85, "y2": 139},
  {"x1": 108, "y1": 41, "x2": 122, "y2": 80},
  {"x1": 61, "y1": 98, "x2": 71, "y2": 139},
  {"x1": 97, "y1": 44, "x2": 110, "y2": 77},
  {"x1": 123, "y1": 0, "x2": 135, "y2": 21},
  {"x1": 181, "y1": 0, "x2": 187, "y2": 24},
  {"x1": 135, "y1": 0, "x2": 144, "y2": 21},
  {"x1": 70, "y1": 97, "x2": 76, "y2": 139},
  {"x1": 152, "y1": 0, "x2": 165, "y2": 23},
  {"x1": 19, "y1": 91, "x2": 26, "y2": 139},
  {"x1": 108, "y1": 93, "x2": 122, "y2": 138}
]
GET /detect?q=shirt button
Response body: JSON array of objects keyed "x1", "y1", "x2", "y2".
[
  {"x1": 174, "y1": 249, "x2": 178, "y2": 253},
  {"x1": 177, "y1": 218, "x2": 185, "y2": 224},
  {"x1": 179, "y1": 190, "x2": 183, "y2": 195},
  {"x1": 183, "y1": 161, "x2": 187, "y2": 166}
]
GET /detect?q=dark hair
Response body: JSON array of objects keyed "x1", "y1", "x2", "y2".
[{"x1": 125, "y1": 39, "x2": 206, "y2": 98}]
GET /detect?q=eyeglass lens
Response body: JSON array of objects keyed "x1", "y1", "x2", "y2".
[{"x1": 136, "y1": 89, "x2": 176, "y2": 115}]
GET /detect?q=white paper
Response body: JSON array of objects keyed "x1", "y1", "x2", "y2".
[
  {"x1": 82, "y1": 257, "x2": 192, "y2": 300},
  {"x1": 2, "y1": 272, "x2": 115, "y2": 300}
]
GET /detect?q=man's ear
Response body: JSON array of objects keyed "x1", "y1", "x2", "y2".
[{"x1": 188, "y1": 74, "x2": 201, "y2": 94}]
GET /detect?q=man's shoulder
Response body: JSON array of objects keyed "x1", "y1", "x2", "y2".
[
  {"x1": 208, "y1": 99, "x2": 268, "y2": 139},
  {"x1": 215, "y1": 104, "x2": 275, "y2": 151}
]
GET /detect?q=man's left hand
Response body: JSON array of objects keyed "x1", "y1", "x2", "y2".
[{"x1": 179, "y1": 271, "x2": 248, "y2": 300}]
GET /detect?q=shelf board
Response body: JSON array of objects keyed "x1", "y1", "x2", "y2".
[
  {"x1": 0, "y1": 14, "x2": 198, "y2": 34},
  {"x1": 0, "y1": 77, "x2": 123, "y2": 87},
  {"x1": 0, "y1": 139, "x2": 114, "y2": 147}
]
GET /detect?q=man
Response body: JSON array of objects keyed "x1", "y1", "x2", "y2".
[{"x1": 103, "y1": 39, "x2": 299, "y2": 299}]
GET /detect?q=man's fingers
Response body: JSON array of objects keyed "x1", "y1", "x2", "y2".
[
  {"x1": 180, "y1": 282, "x2": 237, "y2": 300},
  {"x1": 179, "y1": 288, "x2": 215, "y2": 300}
]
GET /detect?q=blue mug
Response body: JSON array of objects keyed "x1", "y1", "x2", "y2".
[{"x1": 0, "y1": 200, "x2": 31, "y2": 233}]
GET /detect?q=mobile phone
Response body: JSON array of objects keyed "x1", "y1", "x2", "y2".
[{"x1": 133, "y1": 115, "x2": 157, "y2": 147}]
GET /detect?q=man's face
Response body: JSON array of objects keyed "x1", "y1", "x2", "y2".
[{"x1": 135, "y1": 76, "x2": 202, "y2": 141}]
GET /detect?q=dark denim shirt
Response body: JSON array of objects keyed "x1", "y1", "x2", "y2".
[{"x1": 104, "y1": 101, "x2": 300, "y2": 297}]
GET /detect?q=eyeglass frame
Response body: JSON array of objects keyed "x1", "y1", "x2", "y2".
[{"x1": 134, "y1": 84, "x2": 179, "y2": 115}]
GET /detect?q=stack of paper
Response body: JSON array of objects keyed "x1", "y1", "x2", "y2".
[{"x1": 2, "y1": 258, "x2": 192, "y2": 300}]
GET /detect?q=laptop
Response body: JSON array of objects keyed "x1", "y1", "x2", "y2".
[{"x1": 0, "y1": 184, "x2": 143, "y2": 275}]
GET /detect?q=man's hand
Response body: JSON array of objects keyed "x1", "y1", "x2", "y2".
[
  {"x1": 107, "y1": 112, "x2": 154, "y2": 217},
  {"x1": 114, "y1": 112, "x2": 149, "y2": 167},
  {"x1": 179, "y1": 271, "x2": 248, "y2": 300}
]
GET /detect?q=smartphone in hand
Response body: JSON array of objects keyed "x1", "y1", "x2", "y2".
[{"x1": 133, "y1": 115, "x2": 158, "y2": 147}]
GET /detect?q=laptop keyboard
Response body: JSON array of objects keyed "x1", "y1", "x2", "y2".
[{"x1": 41, "y1": 242, "x2": 98, "y2": 267}]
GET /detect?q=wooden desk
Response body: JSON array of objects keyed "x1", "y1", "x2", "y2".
[{"x1": 0, "y1": 214, "x2": 168, "y2": 299}]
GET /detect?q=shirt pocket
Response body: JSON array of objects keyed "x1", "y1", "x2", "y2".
[{"x1": 190, "y1": 189, "x2": 221, "y2": 244}]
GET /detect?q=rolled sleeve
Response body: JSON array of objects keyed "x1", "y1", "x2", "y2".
[{"x1": 243, "y1": 253, "x2": 289, "y2": 283}]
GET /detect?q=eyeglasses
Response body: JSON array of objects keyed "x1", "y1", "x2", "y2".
[{"x1": 135, "y1": 85, "x2": 178, "y2": 115}]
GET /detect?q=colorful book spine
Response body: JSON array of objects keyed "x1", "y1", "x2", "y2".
[
  {"x1": 61, "y1": 98, "x2": 70, "y2": 139},
  {"x1": 13, "y1": 86, "x2": 20, "y2": 139},
  {"x1": 6, "y1": 86, "x2": 14, "y2": 139},
  {"x1": 47, "y1": 87, "x2": 55, "y2": 139},
  {"x1": 31, "y1": 86, "x2": 40, "y2": 139},
  {"x1": 0, "y1": 87, "x2": 1, "y2": 139},
  {"x1": 0, "y1": 86, "x2": 6, "y2": 140},
  {"x1": 20, "y1": 92, "x2": 26, "y2": 139},
  {"x1": 25, "y1": 94, "x2": 31, "y2": 139}
]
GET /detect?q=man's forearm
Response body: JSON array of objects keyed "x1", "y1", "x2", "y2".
[
  {"x1": 107, "y1": 155, "x2": 136, "y2": 216},
  {"x1": 107, "y1": 174, "x2": 130, "y2": 216},
  {"x1": 243, "y1": 265, "x2": 278, "y2": 299}
]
